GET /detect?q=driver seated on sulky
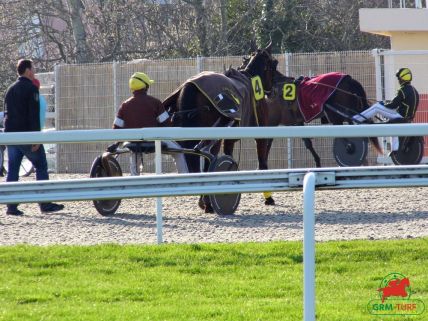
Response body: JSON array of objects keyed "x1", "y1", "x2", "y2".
[
  {"x1": 110, "y1": 72, "x2": 188, "y2": 176},
  {"x1": 352, "y1": 67, "x2": 419, "y2": 152}
]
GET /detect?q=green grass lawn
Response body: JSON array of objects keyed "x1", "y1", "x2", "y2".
[{"x1": 0, "y1": 239, "x2": 427, "y2": 321}]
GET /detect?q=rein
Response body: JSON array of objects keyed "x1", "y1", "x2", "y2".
[
  {"x1": 310, "y1": 81, "x2": 362, "y2": 99},
  {"x1": 306, "y1": 80, "x2": 377, "y2": 108},
  {"x1": 275, "y1": 79, "x2": 372, "y2": 111}
]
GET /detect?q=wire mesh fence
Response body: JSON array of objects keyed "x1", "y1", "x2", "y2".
[{"x1": 35, "y1": 50, "x2": 428, "y2": 174}]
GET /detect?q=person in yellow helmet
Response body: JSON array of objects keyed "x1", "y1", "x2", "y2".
[
  {"x1": 352, "y1": 67, "x2": 419, "y2": 152},
  {"x1": 110, "y1": 72, "x2": 188, "y2": 175},
  {"x1": 353, "y1": 68, "x2": 419, "y2": 123}
]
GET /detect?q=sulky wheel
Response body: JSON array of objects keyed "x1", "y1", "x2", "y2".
[
  {"x1": 207, "y1": 155, "x2": 241, "y2": 215},
  {"x1": 390, "y1": 136, "x2": 424, "y2": 165},
  {"x1": 89, "y1": 155, "x2": 123, "y2": 216},
  {"x1": 333, "y1": 137, "x2": 368, "y2": 167}
]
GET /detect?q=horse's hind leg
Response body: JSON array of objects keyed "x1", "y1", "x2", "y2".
[
  {"x1": 223, "y1": 139, "x2": 237, "y2": 157},
  {"x1": 303, "y1": 138, "x2": 321, "y2": 168}
]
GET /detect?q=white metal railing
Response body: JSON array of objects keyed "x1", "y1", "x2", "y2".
[
  {"x1": 1, "y1": 124, "x2": 428, "y2": 145},
  {"x1": 2, "y1": 124, "x2": 428, "y2": 321}
]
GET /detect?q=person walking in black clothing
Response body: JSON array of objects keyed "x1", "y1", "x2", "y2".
[{"x1": 3, "y1": 59, "x2": 64, "y2": 215}]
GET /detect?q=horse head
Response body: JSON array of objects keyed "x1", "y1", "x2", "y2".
[{"x1": 243, "y1": 43, "x2": 278, "y2": 93}]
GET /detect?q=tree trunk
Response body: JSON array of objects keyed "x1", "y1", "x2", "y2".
[
  {"x1": 67, "y1": 0, "x2": 92, "y2": 63},
  {"x1": 219, "y1": 0, "x2": 228, "y2": 55},
  {"x1": 194, "y1": 0, "x2": 209, "y2": 56}
]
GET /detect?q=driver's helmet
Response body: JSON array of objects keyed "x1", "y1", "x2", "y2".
[
  {"x1": 129, "y1": 72, "x2": 155, "y2": 92},
  {"x1": 396, "y1": 68, "x2": 412, "y2": 82}
]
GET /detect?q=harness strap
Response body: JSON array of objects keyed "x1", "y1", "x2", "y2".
[
  {"x1": 252, "y1": 97, "x2": 260, "y2": 126},
  {"x1": 308, "y1": 81, "x2": 372, "y2": 104}
]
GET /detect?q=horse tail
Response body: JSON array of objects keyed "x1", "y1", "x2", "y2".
[
  {"x1": 350, "y1": 77, "x2": 383, "y2": 155},
  {"x1": 177, "y1": 82, "x2": 200, "y2": 127},
  {"x1": 369, "y1": 137, "x2": 383, "y2": 155},
  {"x1": 349, "y1": 77, "x2": 369, "y2": 112}
]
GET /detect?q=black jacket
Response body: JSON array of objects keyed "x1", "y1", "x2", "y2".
[
  {"x1": 385, "y1": 82, "x2": 419, "y2": 120},
  {"x1": 4, "y1": 77, "x2": 40, "y2": 132}
]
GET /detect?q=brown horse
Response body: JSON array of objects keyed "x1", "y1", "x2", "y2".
[
  {"x1": 262, "y1": 70, "x2": 382, "y2": 168},
  {"x1": 164, "y1": 44, "x2": 278, "y2": 212},
  {"x1": 220, "y1": 66, "x2": 383, "y2": 206}
]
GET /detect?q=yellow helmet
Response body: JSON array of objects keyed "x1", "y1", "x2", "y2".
[
  {"x1": 396, "y1": 68, "x2": 412, "y2": 82},
  {"x1": 129, "y1": 72, "x2": 155, "y2": 92}
]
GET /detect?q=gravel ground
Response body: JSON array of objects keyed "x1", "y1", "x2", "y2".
[{"x1": 1, "y1": 174, "x2": 428, "y2": 245}]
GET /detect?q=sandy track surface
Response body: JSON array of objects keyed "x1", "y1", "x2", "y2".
[{"x1": 1, "y1": 174, "x2": 427, "y2": 245}]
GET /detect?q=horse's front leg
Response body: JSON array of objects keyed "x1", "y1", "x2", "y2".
[{"x1": 256, "y1": 138, "x2": 275, "y2": 206}]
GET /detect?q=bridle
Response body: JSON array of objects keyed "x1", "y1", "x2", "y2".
[{"x1": 239, "y1": 50, "x2": 276, "y2": 95}]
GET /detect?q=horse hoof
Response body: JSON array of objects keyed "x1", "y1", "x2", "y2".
[
  {"x1": 204, "y1": 205, "x2": 214, "y2": 214},
  {"x1": 264, "y1": 197, "x2": 275, "y2": 206},
  {"x1": 198, "y1": 197, "x2": 205, "y2": 210}
]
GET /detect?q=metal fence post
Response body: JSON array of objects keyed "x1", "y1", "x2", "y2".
[
  {"x1": 54, "y1": 64, "x2": 60, "y2": 172},
  {"x1": 372, "y1": 49, "x2": 388, "y2": 162},
  {"x1": 113, "y1": 61, "x2": 118, "y2": 113},
  {"x1": 303, "y1": 172, "x2": 316, "y2": 321},
  {"x1": 372, "y1": 49, "x2": 383, "y2": 102},
  {"x1": 197, "y1": 55, "x2": 205, "y2": 171},
  {"x1": 284, "y1": 52, "x2": 293, "y2": 168},
  {"x1": 197, "y1": 55, "x2": 203, "y2": 73}
]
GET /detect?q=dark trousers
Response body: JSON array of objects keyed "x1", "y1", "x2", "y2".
[{"x1": 6, "y1": 144, "x2": 49, "y2": 210}]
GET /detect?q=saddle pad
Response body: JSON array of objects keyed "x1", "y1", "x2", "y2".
[
  {"x1": 163, "y1": 69, "x2": 253, "y2": 123},
  {"x1": 297, "y1": 72, "x2": 347, "y2": 122}
]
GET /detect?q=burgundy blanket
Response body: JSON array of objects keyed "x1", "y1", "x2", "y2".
[{"x1": 297, "y1": 72, "x2": 347, "y2": 122}]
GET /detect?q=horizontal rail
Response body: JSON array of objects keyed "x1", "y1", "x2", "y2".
[
  {"x1": 1, "y1": 165, "x2": 428, "y2": 204},
  {"x1": 0, "y1": 124, "x2": 428, "y2": 145}
]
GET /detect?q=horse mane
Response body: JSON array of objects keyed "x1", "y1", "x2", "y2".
[
  {"x1": 236, "y1": 50, "x2": 278, "y2": 93},
  {"x1": 273, "y1": 70, "x2": 294, "y2": 84}
]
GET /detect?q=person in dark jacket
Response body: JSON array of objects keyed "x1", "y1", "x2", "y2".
[
  {"x1": 3, "y1": 59, "x2": 64, "y2": 216},
  {"x1": 353, "y1": 68, "x2": 419, "y2": 123},
  {"x1": 352, "y1": 67, "x2": 419, "y2": 151}
]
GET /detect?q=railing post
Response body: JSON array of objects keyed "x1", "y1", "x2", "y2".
[
  {"x1": 303, "y1": 172, "x2": 316, "y2": 321},
  {"x1": 155, "y1": 140, "x2": 163, "y2": 244}
]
